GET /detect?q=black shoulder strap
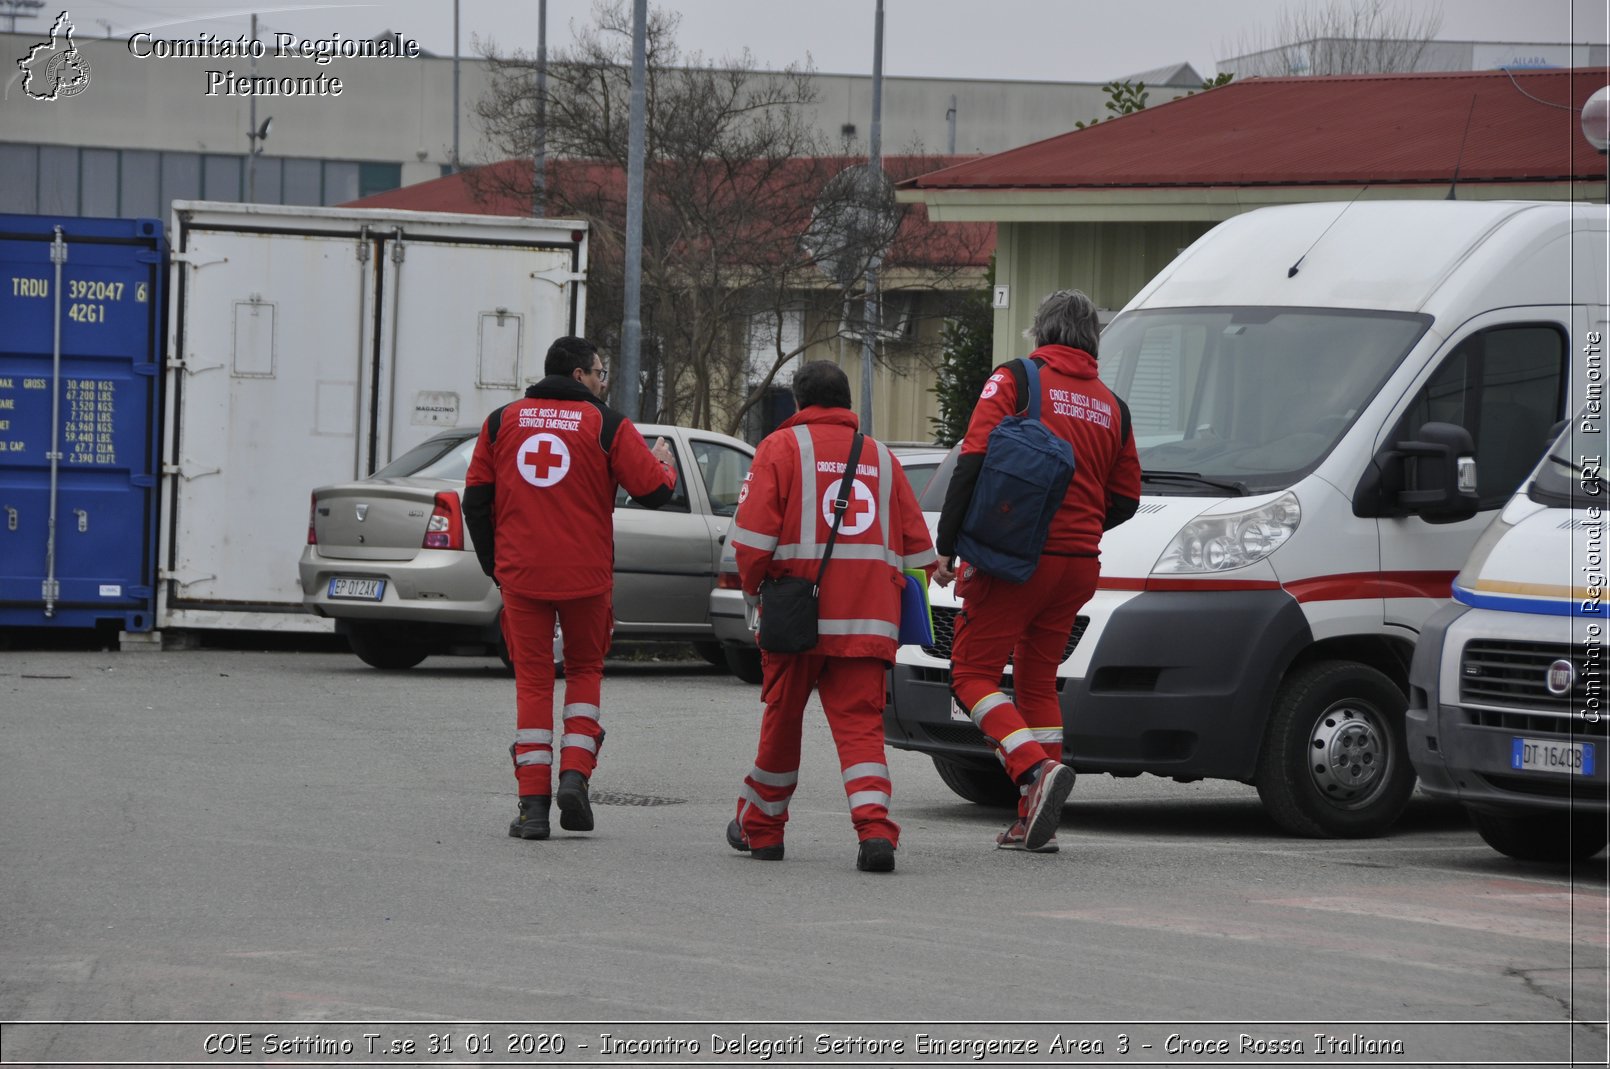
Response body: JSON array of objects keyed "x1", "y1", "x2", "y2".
[
  {"x1": 814, "y1": 432, "x2": 865, "y2": 590},
  {"x1": 1116, "y1": 394, "x2": 1132, "y2": 445}
]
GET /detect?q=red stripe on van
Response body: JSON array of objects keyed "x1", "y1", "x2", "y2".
[
  {"x1": 1096, "y1": 571, "x2": 1456, "y2": 599},
  {"x1": 1097, "y1": 576, "x2": 1279, "y2": 592},
  {"x1": 1286, "y1": 571, "x2": 1457, "y2": 602}
]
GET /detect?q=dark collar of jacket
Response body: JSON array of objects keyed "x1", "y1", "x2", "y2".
[
  {"x1": 776, "y1": 405, "x2": 862, "y2": 433},
  {"x1": 1029, "y1": 344, "x2": 1099, "y2": 378},
  {"x1": 524, "y1": 376, "x2": 600, "y2": 403}
]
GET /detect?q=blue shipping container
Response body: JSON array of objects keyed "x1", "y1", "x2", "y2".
[{"x1": 0, "y1": 214, "x2": 166, "y2": 632}]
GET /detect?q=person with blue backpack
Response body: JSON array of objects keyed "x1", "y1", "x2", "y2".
[{"x1": 934, "y1": 289, "x2": 1141, "y2": 853}]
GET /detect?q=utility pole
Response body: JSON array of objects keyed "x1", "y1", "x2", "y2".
[
  {"x1": 617, "y1": 0, "x2": 648, "y2": 419},
  {"x1": 452, "y1": 0, "x2": 460, "y2": 171},
  {"x1": 858, "y1": 0, "x2": 884, "y2": 435},
  {"x1": 247, "y1": 13, "x2": 259, "y2": 201},
  {"x1": 533, "y1": 0, "x2": 547, "y2": 215}
]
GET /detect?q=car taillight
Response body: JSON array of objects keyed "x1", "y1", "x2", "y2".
[
  {"x1": 307, "y1": 493, "x2": 318, "y2": 545},
  {"x1": 716, "y1": 571, "x2": 743, "y2": 590},
  {"x1": 424, "y1": 491, "x2": 464, "y2": 550}
]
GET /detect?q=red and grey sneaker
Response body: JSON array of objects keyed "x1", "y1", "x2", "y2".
[
  {"x1": 1020, "y1": 759, "x2": 1074, "y2": 851},
  {"x1": 995, "y1": 818, "x2": 1059, "y2": 853}
]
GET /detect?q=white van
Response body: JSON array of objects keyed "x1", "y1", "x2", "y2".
[
  {"x1": 885, "y1": 200, "x2": 1606, "y2": 838},
  {"x1": 1407, "y1": 410, "x2": 1605, "y2": 862}
]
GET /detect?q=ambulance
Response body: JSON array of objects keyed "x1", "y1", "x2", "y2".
[
  {"x1": 1407, "y1": 411, "x2": 1606, "y2": 862},
  {"x1": 884, "y1": 200, "x2": 1606, "y2": 837}
]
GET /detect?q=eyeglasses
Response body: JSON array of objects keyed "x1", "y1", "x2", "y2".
[{"x1": 589, "y1": 365, "x2": 609, "y2": 382}]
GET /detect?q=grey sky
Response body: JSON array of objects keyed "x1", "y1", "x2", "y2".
[{"x1": 16, "y1": 0, "x2": 1610, "y2": 84}]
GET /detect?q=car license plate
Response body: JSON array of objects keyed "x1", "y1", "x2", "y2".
[
  {"x1": 328, "y1": 577, "x2": 385, "y2": 601},
  {"x1": 1511, "y1": 737, "x2": 1596, "y2": 776}
]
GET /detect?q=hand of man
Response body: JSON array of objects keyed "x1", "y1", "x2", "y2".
[
  {"x1": 651, "y1": 437, "x2": 674, "y2": 467},
  {"x1": 933, "y1": 558, "x2": 958, "y2": 588}
]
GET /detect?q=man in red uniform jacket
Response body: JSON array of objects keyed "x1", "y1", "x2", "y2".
[
  {"x1": 726, "y1": 361, "x2": 937, "y2": 872},
  {"x1": 935, "y1": 290, "x2": 1142, "y2": 854},
  {"x1": 463, "y1": 336, "x2": 677, "y2": 841}
]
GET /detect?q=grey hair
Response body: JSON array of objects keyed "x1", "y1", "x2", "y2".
[{"x1": 1022, "y1": 288, "x2": 1100, "y2": 355}]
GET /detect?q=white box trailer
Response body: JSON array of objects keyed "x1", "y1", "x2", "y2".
[{"x1": 157, "y1": 201, "x2": 588, "y2": 631}]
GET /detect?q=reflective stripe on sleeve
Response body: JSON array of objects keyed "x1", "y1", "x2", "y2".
[
  {"x1": 562, "y1": 703, "x2": 600, "y2": 723},
  {"x1": 902, "y1": 547, "x2": 939, "y2": 569},
  {"x1": 740, "y1": 783, "x2": 790, "y2": 817},
  {"x1": 730, "y1": 524, "x2": 779, "y2": 552},
  {"x1": 514, "y1": 729, "x2": 554, "y2": 745},
  {"x1": 515, "y1": 750, "x2": 553, "y2": 767},
  {"x1": 561, "y1": 733, "x2": 598, "y2": 753},
  {"x1": 841, "y1": 762, "x2": 890, "y2": 784}
]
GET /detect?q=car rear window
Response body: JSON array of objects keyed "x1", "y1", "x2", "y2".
[
  {"x1": 917, "y1": 446, "x2": 962, "y2": 511},
  {"x1": 374, "y1": 434, "x2": 477, "y2": 480}
]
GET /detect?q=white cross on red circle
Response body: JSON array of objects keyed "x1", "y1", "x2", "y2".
[
  {"x1": 517, "y1": 433, "x2": 571, "y2": 487},
  {"x1": 821, "y1": 477, "x2": 876, "y2": 537}
]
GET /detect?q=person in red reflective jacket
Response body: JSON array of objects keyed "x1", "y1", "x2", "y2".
[
  {"x1": 935, "y1": 289, "x2": 1142, "y2": 855},
  {"x1": 463, "y1": 336, "x2": 676, "y2": 842},
  {"x1": 726, "y1": 361, "x2": 937, "y2": 872}
]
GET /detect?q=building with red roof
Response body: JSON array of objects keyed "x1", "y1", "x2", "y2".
[{"x1": 897, "y1": 68, "x2": 1608, "y2": 353}]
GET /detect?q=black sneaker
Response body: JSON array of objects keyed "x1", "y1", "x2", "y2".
[
  {"x1": 726, "y1": 819, "x2": 784, "y2": 860},
  {"x1": 556, "y1": 770, "x2": 594, "y2": 832},
  {"x1": 856, "y1": 837, "x2": 896, "y2": 873},
  {"x1": 507, "y1": 795, "x2": 550, "y2": 840}
]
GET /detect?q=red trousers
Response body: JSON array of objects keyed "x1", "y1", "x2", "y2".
[
  {"x1": 500, "y1": 588, "x2": 612, "y2": 796},
  {"x1": 735, "y1": 652, "x2": 898, "y2": 850},
  {"x1": 950, "y1": 555, "x2": 1100, "y2": 816}
]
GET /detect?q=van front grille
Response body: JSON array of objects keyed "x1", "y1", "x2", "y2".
[
  {"x1": 1459, "y1": 640, "x2": 1590, "y2": 715},
  {"x1": 922, "y1": 608, "x2": 1088, "y2": 663}
]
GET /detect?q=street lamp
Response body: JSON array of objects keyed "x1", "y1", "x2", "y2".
[{"x1": 1583, "y1": 86, "x2": 1610, "y2": 155}]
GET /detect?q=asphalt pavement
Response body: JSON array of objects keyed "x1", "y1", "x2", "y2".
[{"x1": 1, "y1": 644, "x2": 1606, "y2": 1066}]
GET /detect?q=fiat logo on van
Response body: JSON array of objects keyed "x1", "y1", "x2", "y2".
[{"x1": 1545, "y1": 659, "x2": 1577, "y2": 697}]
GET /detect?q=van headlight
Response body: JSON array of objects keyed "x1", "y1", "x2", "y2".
[{"x1": 1153, "y1": 492, "x2": 1301, "y2": 574}]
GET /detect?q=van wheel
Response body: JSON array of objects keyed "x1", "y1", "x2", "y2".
[
  {"x1": 1255, "y1": 661, "x2": 1414, "y2": 838},
  {"x1": 932, "y1": 756, "x2": 1018, "y2": 809},
  {"x1": 346, "y1": 622, "x2": 430, "y2": 671},
  {"x1": 1469, "y1": 808, "x2": 1609, "y2": 863},
  {"x1": 723, "y1": 646, "x2": 764, "y2": 684}
]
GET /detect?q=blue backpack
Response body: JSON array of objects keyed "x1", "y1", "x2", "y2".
[{"x1": 955, "y1": 358, "x2": 1077, "y2": 583}]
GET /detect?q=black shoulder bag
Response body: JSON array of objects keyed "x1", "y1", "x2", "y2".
[{"x1": 757, "y1": 432, "x2": 865, "y2": 654}]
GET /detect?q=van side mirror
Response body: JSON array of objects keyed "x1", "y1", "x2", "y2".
[
  {"x1": 1398, "y1": 422, "x2": 1479, "y2": 523},
  {"x1": 1353, "y1": 421, "x2": 1479, "y2": 523}
]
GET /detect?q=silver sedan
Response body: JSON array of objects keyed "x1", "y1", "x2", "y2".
[{"x1": 300, "y1": 423, "x2": 754, "y2": 673}]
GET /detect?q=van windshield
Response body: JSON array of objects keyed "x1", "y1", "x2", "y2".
[
  {"x1": 1099, "y1": 307, "x2": 1430, "y2": 494},
  {"x1": 1530, "y1": 412, "x2": 1603, "y2": 508}
]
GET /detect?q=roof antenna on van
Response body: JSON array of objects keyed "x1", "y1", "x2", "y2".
[
  {"x1": 1287, "y1": 184, "x2": 1369, "y2": 278},
  {"x1": 1445, "y1": 94, "x2": 1478, "y2": 201}
]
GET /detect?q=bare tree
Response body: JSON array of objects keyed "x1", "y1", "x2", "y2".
[
  {"x1": 469, "y1": 1, "x2": 989, "y2": 436},
  {"x1": 1221, "y1": 0, "x2": 1445, "y2": 77}
]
